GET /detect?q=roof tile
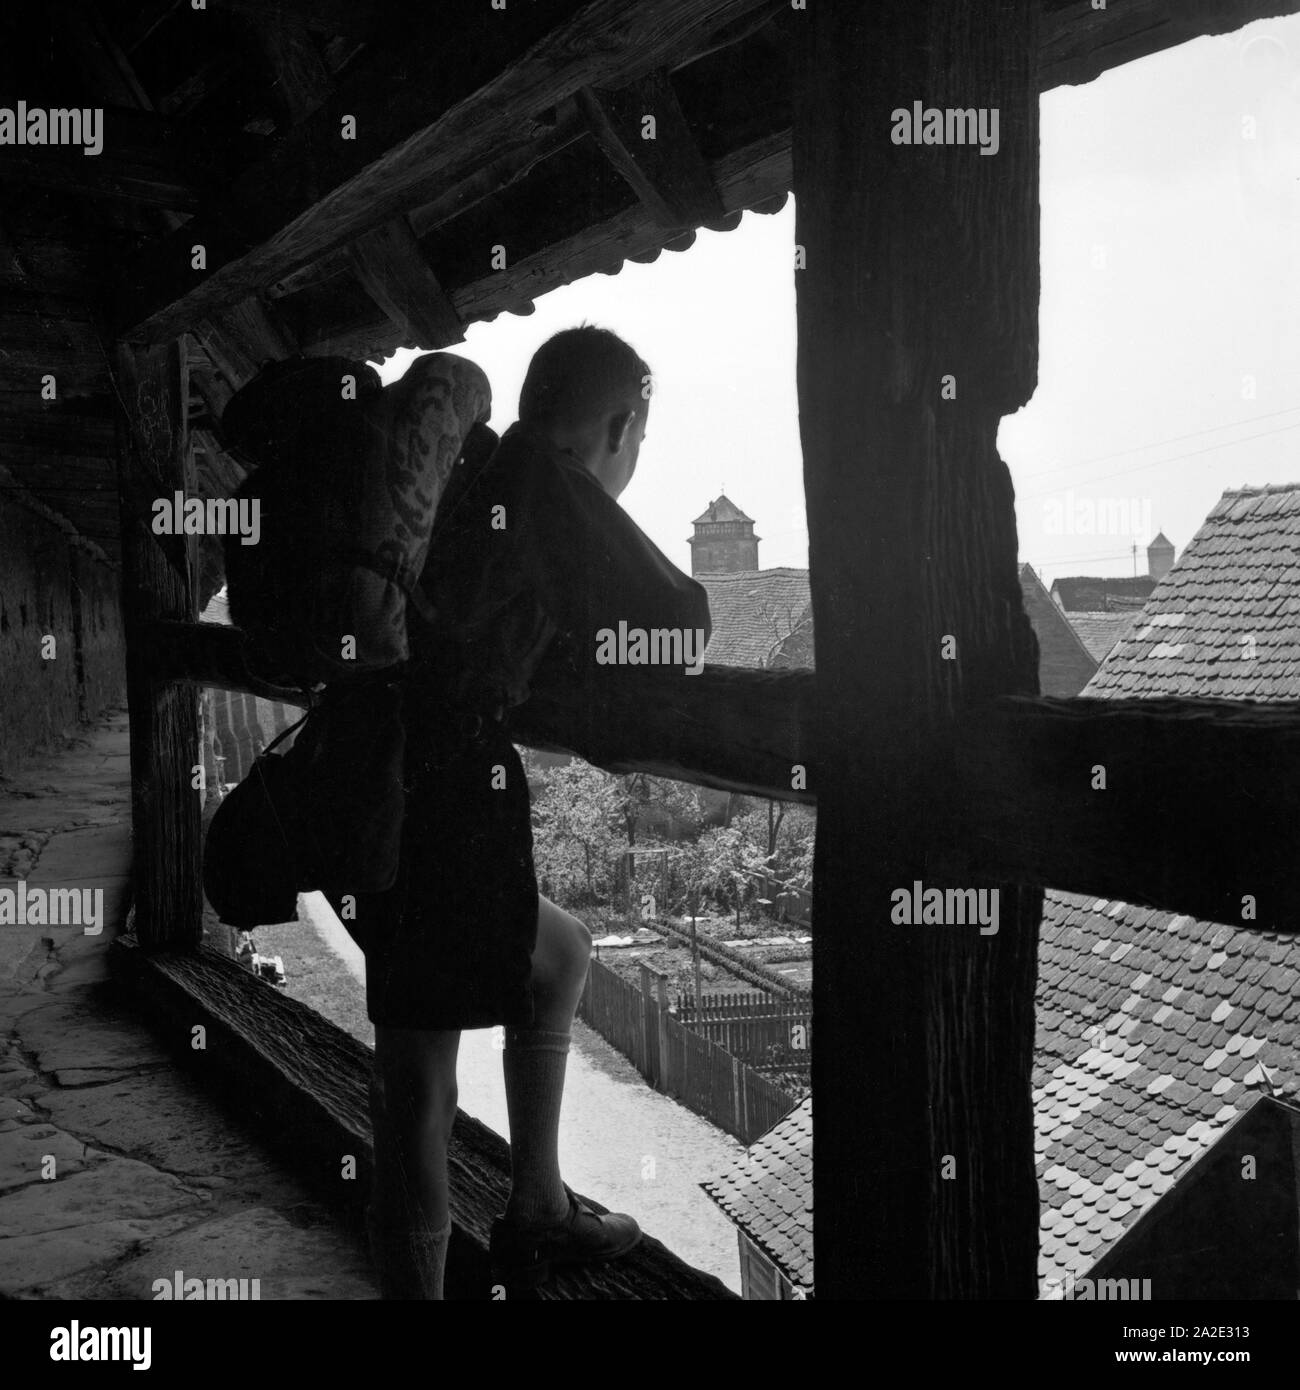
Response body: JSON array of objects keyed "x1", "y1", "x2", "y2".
[{"x1": 1037, "y1": 482, "x2": 1300, "y2": 1295}]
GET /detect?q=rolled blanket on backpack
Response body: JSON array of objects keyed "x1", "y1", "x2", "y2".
[
  {"x1": 204, "y1": 353, "x2": 495, "y2": 919},
  {"x1": 221, "y1": 351, "x2": 493, "y2": 686}
]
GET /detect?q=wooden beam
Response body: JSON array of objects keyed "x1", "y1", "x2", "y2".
[
  {"x1": 140, "y1": 621, "x2": 307, "y2": 704},
  {"x1": 577, "y1": 70, "x2": 727, "y2": 228},
  {"x1": 348, "y1": 218, "x2": 465, "y2": 349},
  {"x1": 155, "y1": 51, "x2": 239, "y2": 120},
  {"x1": 112, "y1": 0, "x2": 780, "y2": 342},
  {"x1": 206, "y1": 0, "x2": 381, "y2": 39},
  {"x1": 449, "y1": 129, "x2": 788, "y2": 320},
  {"x1": 268, "y1": 100, "x2": 591, "y2": 300},
  {"x1": 197, "y1": 296, "x2": 298, "y2": 389},
  {"x1": 954, "y1": 696, "x2": 1300, "y2": 932},
  {"x1": 0, "y1": 349, "x2": 108, "y2": 397},
  {"x1": 49, "y1": 2, "x2": 200, "y2": 239},
  {"x1": 113, "y1": 341, "x2": 202, "y2": 950},
  {"x1": 795, "y1": 0, "x2": 1042, "y2": 1299},
  {"x1": 407, "y1": 98, "x2": 591, "y2": 240},
  {"x1": 0, "y1": 406, "x2": 117, "y2": 452},
  {"x1": 0, "y1": 125, "x2": 198, "y2": 212},
  {"x1": 110, "y1": 937, "x2": 738, "y2": 1299},
  {"x1": 1040, "y1": 0, "x2": 1300, "y2": 91},
  {"x1": 0, "y1": 460, "x2": 116, "y2": 565},
  {"x1": 134, "y1": 615, "x2": 1300, "y2": 929},
  {"x1": 246, "y1": 16, "x2": 335, "y2": 130},
  {"x1": 518, "y1": 654, "x2": 814, "y2": 801},
  {"x1": 109, "y1": 0, "x2": 1285, "y2": 342},
  {"x1": 669, "y1": 0, "x2": 790, "y2": 73},
  {"x1": 56, "y1": 0, "x2": 155, "y2": 110},
  {"x1": 119, "y1": 0, "x2": 186, "y2": 54},
  {"x1": 297, "y1": 129, "x2": 791, "y2": 355},
  {"x1": 145, "y1": 619, "x2": 816, "y2": 801}
]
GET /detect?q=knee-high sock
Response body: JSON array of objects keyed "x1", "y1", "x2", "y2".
[
  {"x1": 368, "y1": 1206, "x2": 452, "y2": 1300},
  {"x1": 502, "y1": 1027, "x2": 572, "y2": 1225},
  {"x1": 368, "y1": 1066, "x2": 454, "y2": 1298}
]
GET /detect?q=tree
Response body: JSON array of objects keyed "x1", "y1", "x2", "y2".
[
  {"x1": 674, "y1": 824, "x2": 765, "y2": 927},
  {"x1": 757, "y1": 598, "x2": 814, "y2": 669},
  {"x1": 732, "y1": 801, "x2": 816, "y2": 920},
  {"x1": 612, "y1": 772, "x2": 705, "y2": 846},
  {"x1": 530, "y1": 761, "x2": 622, "y2": 907}
]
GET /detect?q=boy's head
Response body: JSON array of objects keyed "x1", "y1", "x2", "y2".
[{"x1": 518, "y1": 326, "x2": 651, "y2": 499}]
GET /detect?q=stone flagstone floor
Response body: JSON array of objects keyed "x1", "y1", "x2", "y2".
[{"x1": 0, "y1": 710, "x2": 377, "y2": 1300}]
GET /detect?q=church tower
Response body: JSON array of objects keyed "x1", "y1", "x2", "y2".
[
  {"x1": 688, "y1": 495, "x2": 760, "y2": 575},
  {"x1": 1147, "y1": 531, "x2": 1175, "y2": 584}
]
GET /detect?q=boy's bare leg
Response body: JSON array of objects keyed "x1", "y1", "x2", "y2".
[
  {"x1": 501, "y1": 895, "x2": 591, "y2": 1224},
  {"x1": 370, "y1": 1024, "x2": 460, "y2": 1298}
]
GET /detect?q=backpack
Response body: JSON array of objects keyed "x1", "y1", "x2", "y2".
[
  {"x1": 203, "y1": 352, "x2": 495, "y2": 924},
  {"x1": 220, "y1": 351, "x2": 493, "y2": 686}
]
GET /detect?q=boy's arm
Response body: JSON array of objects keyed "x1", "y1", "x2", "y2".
[{"x1": 516, "y1": 450, "x2": 712, "y2": 661}]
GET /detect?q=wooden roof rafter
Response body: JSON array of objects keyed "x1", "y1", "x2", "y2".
[
  {"x1": 577, "y1": 70, "x2": 730, "y2": 230},
  {"x1": 110, "y1": 0, "x2": 788, "y2": 344},
  {"x1": 101, "y1": 0, "x2": 1299, "y2": 357},
  {"x1": 288, "y1": 129, "x2": 790, "y2": 358},
  {"x1": 1039, "y1": 0, "x2": 1300, "y2": 89},
  {"x1": 348, "y1": 218, "x2": 466, "y2": 350}
]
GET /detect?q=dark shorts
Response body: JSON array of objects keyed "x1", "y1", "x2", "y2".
[{"x1": 326, "y1": 720, "x2": 538, "y2": 1031}]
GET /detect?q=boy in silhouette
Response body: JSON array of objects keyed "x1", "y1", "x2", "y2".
[{"x1": 354, "y1": 327, "x2": 711, "y2": 1297}]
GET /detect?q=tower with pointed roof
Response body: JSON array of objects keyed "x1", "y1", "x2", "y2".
[
  {"x1": 1147, "y1": 530, "x2": 1175, "y2": 583},
  {"x1": 687, "y1": 494, "x2": 761, "y2": 575}
]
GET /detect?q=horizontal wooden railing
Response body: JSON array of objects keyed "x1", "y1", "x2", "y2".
[
  {"x1": 146, "y1": 618, "x2": 818, "y2": 803},
  {"x1": 143, "y1": 618, "x2": 1300, "y2": 930}
]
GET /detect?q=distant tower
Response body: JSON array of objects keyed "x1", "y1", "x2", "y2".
[
  {"x1": 1147, "y1": 531, "x2": 1175, "y2": 583},
  {"x1": 688, "y1": 495, "x2": 760, "y2": 575}
]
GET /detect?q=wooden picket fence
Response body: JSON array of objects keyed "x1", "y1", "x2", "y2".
[
  {"x1": 675, "y1": 990, "x2": 812, "y2": 1071},
  {"x1": 577, "y1": 959, "x2": 799, "y2": 1145}
]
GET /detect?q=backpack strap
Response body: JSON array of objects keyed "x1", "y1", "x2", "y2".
[
  {"x1": 335, "y1": 546, "x2": 440, "y2": 637},
  {"x1": 261, "y1": 708, "x2": 311, "y2": 757}
]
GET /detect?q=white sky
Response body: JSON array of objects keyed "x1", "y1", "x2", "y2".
[{"x1": 380, "y1": 14, "x2": 1300, "y2": 583}]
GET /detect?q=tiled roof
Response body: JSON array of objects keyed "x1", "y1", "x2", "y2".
[
  {"x1": 1085, "y1": 485, "x2": 1300, "y2": 700},
  {"x1": 697, "y1": 568, "x2": 813, "y2": 670},
  {"x1": 1036, "y1": 893, "x2": 1297, "y2": 1285},
  {"x1": 1036, "y1": 482, "x2": 1300, "y2": 1290},
  {"x1": 701, "y1": 1097, "x2": 812, "y2": 1288},
  {"x1": 1065, "y1": 610, "x2": 1143, "y2": 663},
  {"x1": 691, "y1": 494, "x2": 755, "y2": 526},
  {"x1": 1019, "y1": 565, "x2": 1097, "y2": 696},
  {"x1": 1050, "y1": 575, "x2": 1156, "y2": 612}
]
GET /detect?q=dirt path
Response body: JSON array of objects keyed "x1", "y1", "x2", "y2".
[{"x1": 299, "y1": 893, "x2": 745, "y2": 1292}]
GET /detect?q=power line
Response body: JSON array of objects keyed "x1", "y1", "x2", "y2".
[
  {"x1": 1017, "y1": 419, "x2": 1300, "y2": 500},
  {"x1": 1029, "y1": 549, "x2": 1141, "y2": 570},
  {"x1": 1016, "y1": 403, "x2": 1300, "y2": 482}
]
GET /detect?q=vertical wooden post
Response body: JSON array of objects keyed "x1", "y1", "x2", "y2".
[
  {"x1": 794, "y1": 1, "x2": 1043, "y2": 1297},
  {"x1": 638, "y1": 961, "x2": 654, "y2": 1084},
  {"x1": 654, "y1": 969, "x2": 672, "y2": 1096},
  {"x1": 114, "y1": 340, "x2": 202, "y2": 949}
]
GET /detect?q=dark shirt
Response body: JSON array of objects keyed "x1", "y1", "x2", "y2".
[{"x1": 413, "y1": 423, "x2": 711, "y2": 713}]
